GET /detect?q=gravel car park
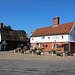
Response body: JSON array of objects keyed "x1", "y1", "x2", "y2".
[{"x1": 0, "y1": 51, "x2": 75, "y2": 75}]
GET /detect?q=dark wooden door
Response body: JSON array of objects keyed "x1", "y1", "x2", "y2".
[
  {"x1": 64, "y1": 44, "x2": 69, "y2": 52},
  {"x1": 71, "y1": 43, "x2": 75, "y2": 52}
]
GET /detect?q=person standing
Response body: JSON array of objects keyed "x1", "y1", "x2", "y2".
[{"x1": 1, "y1": 40, "x2": 7, "y2": 51}]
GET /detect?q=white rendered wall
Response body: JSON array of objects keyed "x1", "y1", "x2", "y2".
[{"x1": 30, "y1": 34, "x2": 69, "y2": 43}]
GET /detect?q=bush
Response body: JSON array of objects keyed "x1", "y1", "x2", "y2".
[
  {"x1": 49, "y1": 50, "x2": 56, "y2": 54},
  {"x1": 56, "y1": 53, "x2": 61, "y2": 56},
  {"x1": 30, "y1": 50, "x2": 34, "y2": 53},
  {"x1": 30, "y1": 48, "x2": 37, "y2": 53},
  {"x1": 65, "y1": 51, "x2": 73, "y2": 56},
  {"x1": 56, "y1": 52, "x2": 63, "y2": 56}
]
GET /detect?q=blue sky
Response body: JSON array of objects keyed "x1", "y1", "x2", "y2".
[{"x1": 0, "y1": 0, "x2": 75, "y2": 36}]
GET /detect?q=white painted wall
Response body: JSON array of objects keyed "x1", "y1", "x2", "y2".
[
  {"x1": 30, "y1": 24, "x2": 75, "y2": 43},
  {"x1": 70, "y1": 24, "x2": 75, "y2": 42},
  {"x1": 30, "y1": 34, "x2": 69, "y2": 43}
]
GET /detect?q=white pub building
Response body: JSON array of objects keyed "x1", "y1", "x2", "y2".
[{"x1": 30, "y1": 17, "x2": 75, "y2": 52}]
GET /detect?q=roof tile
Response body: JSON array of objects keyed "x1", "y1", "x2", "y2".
[{"x1": 31, "y1": 22, "x2": 75, "y2": 37}]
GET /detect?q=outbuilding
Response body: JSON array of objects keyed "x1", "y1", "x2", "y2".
[{"x1": 0, "y1": 23, "x2": 27, "y2": 51}]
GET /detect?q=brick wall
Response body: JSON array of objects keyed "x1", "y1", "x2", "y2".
[{"x1": 30, "y1": 42, "x2": 68, "y2": 52}]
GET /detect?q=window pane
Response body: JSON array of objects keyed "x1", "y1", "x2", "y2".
[
  {"x1": 41, "y1": 44, "x2": 44, "y2": 47},
  {"x1": 56, "y1": 44, "x2": 61, "y2": 48}
]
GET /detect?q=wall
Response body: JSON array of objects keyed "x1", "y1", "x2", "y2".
[
  {"x1": 30, "y1": 34, "x2": 69, "y2": 52},
  {"x1": 70, "y1": 42, "x2": 75, "y2": 52},
  {"x1": 70, "y1": 24, "x2": 75, "y2": 42},
  {"x1": 30, "y1": 34, "x2": 69, "y2": 43},
  {"x1": 30, "y1": 42, "x2": 66, "y2": 52},
  {"x1": 5, "y1": 40, "x2": 27, "y2": 50}
]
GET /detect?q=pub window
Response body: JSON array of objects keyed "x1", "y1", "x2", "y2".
[
  {"x1": 41, "y1": 44, "x2": 44, "y2": 47},
  {"x1": 56, "y1": 44, "x2": 61, "y2": 48}
]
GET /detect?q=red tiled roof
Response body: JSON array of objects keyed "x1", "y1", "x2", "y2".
[{"x1": 31, "y1": 22, "x2": 75, "y2": 37}]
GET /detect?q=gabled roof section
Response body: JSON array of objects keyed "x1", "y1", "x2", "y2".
[
  {"x1": 31, "y1": 22, "x2": 75, "y2": 37},
  {"x1": 1, "y1": 29, "x2": 27, "y2": 41}
]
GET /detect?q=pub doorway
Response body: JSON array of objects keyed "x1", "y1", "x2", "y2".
[{"x1": 64, "y1": 44, "x2": 69, "y2": 52}]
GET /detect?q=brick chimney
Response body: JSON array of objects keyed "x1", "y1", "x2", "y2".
[
  {"x1": 0, "y1": 23, "x2": 3, "y2": 29},
  {"x1": 52, "y1": 17, "x2": 59, "y2": 25}
]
